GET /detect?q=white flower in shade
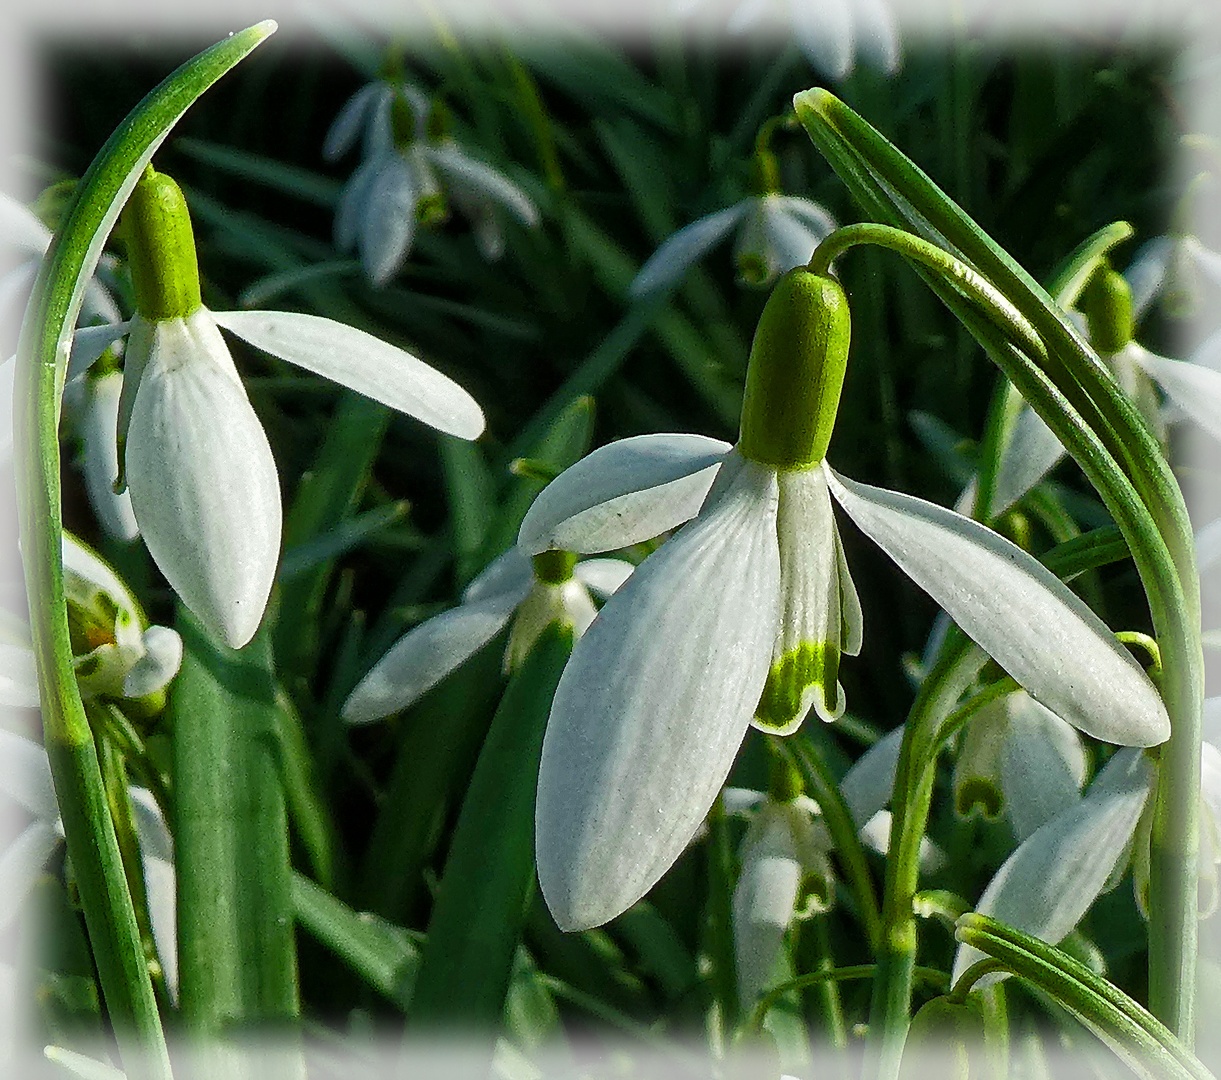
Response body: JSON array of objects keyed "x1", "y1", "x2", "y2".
[
  {"x1": 629, "y1": 194, "x2": 836, "y2": 298},
  {"x1": 0, "y1": 731, "x2": 177, "y2": 998},
  {"x1": 1124, "y1": 233, "x2": 1221, "y2": 321},
  {"x1": 523, "y1": 268, "x2": 1170, "y2": 932},
  {"x1": 673, "y1": 0, "x2": 901, "y2": 81},
  {"x1": 952, "y1": 690, "x2": 1088, "y2": 844},
  {"x1": 952, "y1": 707, "x2": 1221, "y2": 984},
  {"x1": 110, "y1": 166, "x2": 485, "y2": 650},
  {"x1": 342, "y1": 546, "x2": 632, "y2": 725},
  {"x1": 61, "y1": 532, "x2": 182, "y2": 703},
  {"x1": 326, "y1": 81, "x2": 539, "y2": 285}
]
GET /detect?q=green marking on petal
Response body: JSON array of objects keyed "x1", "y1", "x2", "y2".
[
  {"x1": 416, "y1": 190, "x2": 448, "y2": 226},
  {"x1": 955, "y1": 777, "x2": 1003, "y2": 821},
  {"x1": 736, "y1": 251, "x2": 769, "y2": 285},
  {"x1": 754, "y1": 640, "x2": 842, "y2": 732}
]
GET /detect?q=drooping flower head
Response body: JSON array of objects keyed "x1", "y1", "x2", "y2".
[
  {"x1": 524, "y1": 267, "x2": 1169, "y2": 931},
  {"x1": 108, "y1": 165, "x2": 484, "y2": 649}
]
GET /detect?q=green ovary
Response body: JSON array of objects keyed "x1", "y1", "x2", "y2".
[{"x1": 755, "y1": 641, "x2": 841, "y2": 732}]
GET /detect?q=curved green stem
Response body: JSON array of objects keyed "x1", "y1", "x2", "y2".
[{"x1": 12, "y1": 22, "x2": 276, "y2": 1077}]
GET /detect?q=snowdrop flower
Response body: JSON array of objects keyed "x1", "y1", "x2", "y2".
[
  {"x1": 629, "y1": 193, "x2": 836, "y2": 298},
  {"x1": 951, "y1": 707, "x2": 1221, "y2": 984},
  {"x1": 953, "y1": 690, "x2": 1088, "y2": 843},
  {"x1": 1124, "y1": 232, "x2": 1221, "y2": 321},
  {"x1": 326, "y1": 81, "x2": 539, "y2": 285},
  {"x1": 673, "y1": 0, "x2": 901, "y2": 82},
  {"x1": 105, "y1": 165, "x2": 484, "y2": 650},
  {"x1": 61, "y1": 532, "x2": 182, "y2": 708},
  {"x1": 0, "y1": 731, "x2": 177, "y2": 997},
  {"x1": 522, "y1": 267, "x2": 1170, "y2": 930},
  {"x1": 343, "y1": 546, "x2": 632, "y2": 724}
]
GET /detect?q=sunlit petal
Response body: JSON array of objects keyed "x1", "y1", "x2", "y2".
[
  {"x1": 125, "y1": 312, "x2": 281, "y2": 649},
  {"x1": 342, "y1": 588, "x2": 525, "y2": 724},
  {"x1": 990, "y1": 405, "x2": 1065, "y2": 517},
  {"x1": 77, "y1": 370, "x2": 139, "y2": 542},
  {"x1": 573, "y1": 557, "x2": 635, "y2": 598},
  {"x1": 518, "y1": 433, "x2": 730, "y2": 555},
  {"x1": 1001, "y1": 693, "x2": 1088, "y2": 842},
  {"x1": 0, "y1": 730, "x2": 58, "y2": 821},
  {"x1": 123, "y1": 626, "x2": 184, "y2": 699},
  {"x1": 1131, "y1": 346, "x2": 1221, "y2": 444},
  {"x1": 212, "y1": 309, "x2": 485, "y2": 440},
  {"x1": 460, "y1": 546, "x2": 535, "y2": 605},
  {"x1": 787, "y1": 0, "x2": 854, "y2": 80},
  {"x1": 1124, "y1": 236, "x2": 1173, "y2": 322},
  {"x1": 0, "y1": 823, "x2": 63, "y2": 930},
  {"x1": 129, "y1": 787, "x2": 177, "y2": 999},
  {"x1": 852, "y1": 0, "x2": 903, "y2": 72},
  {"x1": 0, "y1": 643, "x2": 39, "y2": 710},
  {"x1": 67, "y1": 322, "x2": 131, "y2": 383},
  {"x1": 827, "y1": 468, "x2": 1170, "y2": 747},
  {"x1": 628, "y1": 203, "x2": 749, "y2": 298},
  {"x1": 536, "y1": 452, "x2": 781, "y2": 930},
  {"x1": 952, "y1": 748, "x2": 1152, "y2": 983}
]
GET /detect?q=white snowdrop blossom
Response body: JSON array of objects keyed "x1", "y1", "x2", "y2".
[
  {"x1": 111, "y1": 166, "x2": 484, "y2": 650},
  {"x1": 629, "y1": 194, "x2": 836, "y2": 298},
  {"x1": 952, "y1": 690, "x2": 1088, "y2": 844},
  {"x1": 952, "y1": 713, "x2": 1221, "y2": 984},
  {"x1": 673, "y1": 0, "x2": 901, "y2": 81},
  {"x1": 326, "y1": 80, "x2": 540, "y2": 285},
  {"x1": 1124, "y1": 232, "x2": 1221, "y2": 322},
  {"x1": 342, "y1": 546, "x2": 632, "y2": 725},
  {"x1": 522, "y1": 268, "x2": 1170, "y2": 931},
  {"x1": 0, "y1": 731, "x2": 178, "y2": 997}
]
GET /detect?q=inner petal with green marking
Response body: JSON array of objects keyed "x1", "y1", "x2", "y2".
[{"x1": 753, "y1": 465, "x2": 862, "y2": 733}]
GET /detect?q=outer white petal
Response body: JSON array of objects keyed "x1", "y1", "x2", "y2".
[
  {"x1": 67, "y1": 322, "x2": 131, "y2": 383},
  {"x1": 125, "y1": 312, "x2": 281, "y2": 649},
  {"x1": 860, "y1": 809, "x2": 944, "y2": 873},
  {"x1": 78, "y1": 370, "x2": 140, "y2": 542},
  {"x1": 573, "y1": 557, "x2": 634, "y2": 598},
  {"x1": 852, "y1": 0, "x2": 903, "y2": 73},
  {"x1": 839, "y1": 726, "x2": 903, "y2": 828},
  {"x1": 827, "y1": 467, "x2": 1170, "y2": 747},
  {"x1": 460, "y1": 546, "x2": 535, "y2": 605},
  {"x1": 322, "y1": 82, "x2": 383, "y2": 162},
  {"x1": 359, "y1": 153, "x2": 419, "y2": 286},
  {"x1": 628, "y1": 203, "x2": 750, "y2": 298},
  {"x1": 1131, "y1": 346, "x2": 1221, "y2": 444},
  {"x1": 341, "y1": 589, "x2": 523, "y2": 724},
  {"x1": 423, "y1": 143, "x2": 539, "y2": 227},
  {"x1": 0, "y1": 190, "x2": 51, "y2": 255},
  {"x1": 536, "y1": 452, "x2": 781, "y2": 930},
  {"x1": 1124, "y1": 236, "x2": 1173, "y2": 322},
  {"x1": 733, "y1": 804, "x2": 802, "y2": 1007},
  {"x1": 122, "y1": 626, "x2": 184, "y2": 699},
  {"x1": 1195, "y1": 516, "x2": 1221, "y2": 575},
  {"x1": 518, "y1": 433, "x2": 731, "y2": 555},
  {"x1": 1000, "y1": 693, "x2": 1089, "y2": 842},
  {"x1": 772, "y1": 196, "x2": 837, "y2": 242},
  {"x1": 1184, "y1": 236, "x2": 1221, "y2": 292},
  {"x1": 758, "y1": 196, "x2": 830, "y2": 277},
  {"x1": 1204, "y1": 696, "x2": 1221, "y2": 751},
  {"x1": 952, "y1": 748, "x2": 1152, "y2": 983},
  {"x1": 990, "y1": 405, "x2": 1066, "y2": 517},
  {"x1": 212, "y1": 309, "x2": 485, "y2": 440},
  {"x1": 0, "y1": 822, "x2": 63, "y2": 930},
  {"x1": 129, "y1": 787, "x2": 177, "y2": 999},
  {"x1": 334, "y1": 156, "x2": 379, "y2": 253},
  {"x1": 787, "y1": 0, "x2": 854, "y2": 79},
  {"x1": 0, "y1": 730, "x2": 59, "y2": 820},
  {"x1": 0, "y1": 643, "x2": 39, "y2": 709}
]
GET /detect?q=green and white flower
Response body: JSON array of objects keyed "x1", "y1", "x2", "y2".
[
  {"x1": 629, "y1": 193, "x2": 836, "y2": 297},
  {"x1": 102, "y1": 166, "x2": 484, "y2": 650},
  {"x1": 342, "y1": 545, "x2": 631, "y2": 725},
  {"x1": 523, "y1": 268, "x2": 1170, "y2": 931},
  {"x1": 326, "y1": 80, "x2": 539, "y2": 285}
]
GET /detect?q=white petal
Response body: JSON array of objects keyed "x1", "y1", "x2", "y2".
[
  {"x1": 839, "y1": 726, "x2": 903, "y2": 828},
  {"x1": 536, "y1": 452, "x2": 781, "y2": 930},
  {"x1": 212, "y1": 309, "x2": 485, "y2": 441},
  {"x1": 0, "y1": 643, "x2": 39, "y2": 710},
  {"x1": 341, "y1": 590, "x2": 522, "y2": 724},
  {"x1": 360, "y1": 154, "x2": 419, "y2": 285},
  {"x1": 125, "y1": 312, "x2": 281, "y2": 649},
  {"x1": 78, "y1": 370, "x2": 139, "y2": 542},
  {"x1": 1185, "y1": 236, "x2": 1221, "y2": 292},
  {"x1": 460, "y1": 546, "x2": 535, "y2": 605},
  {"x1": 322, "y1": 82, "x2": 383, "y2": 162},
  {"x1": 722, "y1": 787, "x2": 767, "y2": 817},
  {"x1": 1000, "y1": 693, "x2": 1089, "y2": 842},
  {"x1": 771, "y1": 196, "x2": 837, "y2": 242},
  {"x1": 733, "y1": 805, "x2": 802, "y2": 1007},
  {"x1": 1124, "y1": 236, "x2": 1173, "y2": 322},
  {"x1": 122, "y1": 626, "x2": 184, "y2": 699},
  {"x1": 0, "y1": 730, "x2": 58, "y2": 821},
  {"x1": 1204, "y1": 696, "x2": 1221, "y2": 751},
  {"x1": 758, "y1": 196, "x2": 830, "y2": 277},
  {"x1": 423, "y1": 143, "x2": 539, "y2": 226},
  {"x1": 990, "y1": 405, "x2": 1065, "y2": 517},
  {"x1": 628, "y1": 203, "x2": 749, "y2": 298},
  {"x1": 1201, "y1": 741, "x2": 1221, "y2": 854},
  {"x1": 827, "y1": 467, "x2": 1170, "y2": 747},
  {"x1": 788, "y1": 0, "x2": 854, "y2": 79},
  {"x1": 333, "y1": 157, "x2": 379, "y2": 253},
  {"x1": 951, "y1": 748, "x2": 1152, "y2": 983},
  {"x1": 129, "y1": 787, "x2": 177, "y2": 1000},
  {"x1": 573, "y1": 557, "x2": 635, "y2": 598},
  {"x1": 860, "y1": 809, "x2": 944, "y2": 873},
  {"x1": 61, "y1": 531, "x2": 141, "y2": 623},
  {"x1": 1131, "y1": 346, "x2": 1221, "y2": 444},
  {"x1": 1195, "y1": 517, "x2": 1221, "y2": 575},
  {"x1": 0, "y1": 190, "x2": 51, "y2": 255},
  {"x1": 851, "y1": 0, "x2": 903, "y2": 72},
  {"x1": 517, "y1": 433, "x2": 731, "y2": 555},
  {"x1": 0, "y1": 822, "x2": 62, "y2": 930},
  {"x1": 67, "y1": 322, "x2": 130, "y2": 383}
]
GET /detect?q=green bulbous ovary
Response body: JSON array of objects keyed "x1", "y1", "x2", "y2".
[
  {"x1": 532, "y1": 549, "x2": 577, "y2": 584},
  {"x1": 755, "y1": 642, "x2": 841, "y2": 731},
  {"x1": 122, "y1": 166, "x2": 203, "y2": 322},
  {"x1": 1080, "y1": 261, "x2": 1133, "y2": 355},
  {"x1": 738, "y1": 269, "x2": 851, "y2": 470}
]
